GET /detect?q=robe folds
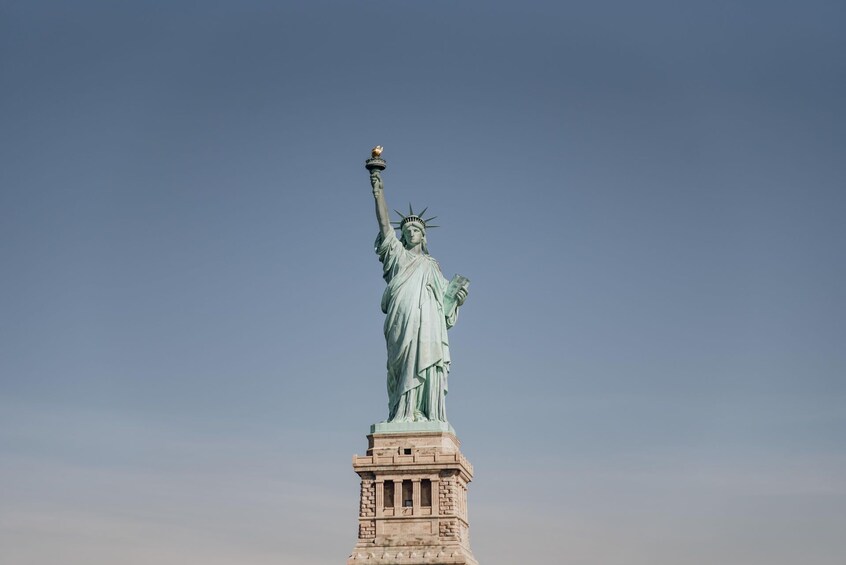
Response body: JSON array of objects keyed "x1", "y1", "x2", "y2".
[{"x1": 376, "y1": 231, "x2": 459, "y2": 422}]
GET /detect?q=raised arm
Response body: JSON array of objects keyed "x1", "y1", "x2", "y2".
[{"x1": 371, "y1": 170, "x2": 392, "y2": 239}]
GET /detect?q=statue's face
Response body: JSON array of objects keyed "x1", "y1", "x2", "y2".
[{"x1": 402, "y1": 224, "x2": 425, "y2": 248}]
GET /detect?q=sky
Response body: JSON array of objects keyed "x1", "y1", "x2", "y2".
[{"x1": 1, "y1": 1, "x2": 844, "y2": 564}]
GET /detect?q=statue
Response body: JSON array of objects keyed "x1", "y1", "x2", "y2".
[{"x1": 366, "y1": 147, "x2": 469, "y2": 424}]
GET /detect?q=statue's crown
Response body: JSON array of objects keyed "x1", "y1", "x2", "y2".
[{"x1": 391, "y1": 204, "x2": 439, "y2": 231}]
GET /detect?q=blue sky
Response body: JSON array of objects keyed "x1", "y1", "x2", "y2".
[{"x1": 1, "y1": 1, "x2": 844, "y2": 564}]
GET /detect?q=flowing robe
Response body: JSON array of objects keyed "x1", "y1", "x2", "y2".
[{"x1": 376, "y1": 231, "x2": 459, "y2": 422}]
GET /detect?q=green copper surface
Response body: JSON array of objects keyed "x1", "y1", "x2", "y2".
[
  {"x1": 368, "y1": 150, "x2": 470, "y2": 425},
  {"x1": 370, "y1": 421, "x2": 456, "y2": 435}
]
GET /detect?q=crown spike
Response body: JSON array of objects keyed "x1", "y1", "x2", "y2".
[{"x1": 392, "y1": 203, "x2": 441, "y2": 231}]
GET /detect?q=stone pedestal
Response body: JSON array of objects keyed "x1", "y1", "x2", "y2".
[{"x1": 348, "y1": 423, "x2": 479, "y2": 565}]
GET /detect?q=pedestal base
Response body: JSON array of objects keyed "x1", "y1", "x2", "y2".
[
  {"x1": 347, "y1": 427, "x2": 479, "y2": 565},
  {"x1": 348, "y1": 545, "x2": 477, "y2": 564}
]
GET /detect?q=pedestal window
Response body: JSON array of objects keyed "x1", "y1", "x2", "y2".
[{"x1": 383, "y1": 480, "x2": 394, "y2": 508}]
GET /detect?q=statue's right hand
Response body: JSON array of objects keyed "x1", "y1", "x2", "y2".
[{"x1": 370, "y1": 171, "x2": 384, "y2": 194}]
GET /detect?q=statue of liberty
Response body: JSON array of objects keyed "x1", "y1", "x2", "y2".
[{"x1": 367, "y1": 147, "x2": 469, "y2": 424}]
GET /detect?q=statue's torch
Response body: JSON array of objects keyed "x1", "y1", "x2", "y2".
[{"x1": 365, "y1": 145, "x2": 387, "y2": 173}]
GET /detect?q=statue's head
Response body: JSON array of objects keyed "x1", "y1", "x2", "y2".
[
  {"x1": 393, "y1": 206, "x2": 438, "y2": 255},
  {"x1": 400, "y1": 221, "x2": 427, "y2": 253}
]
